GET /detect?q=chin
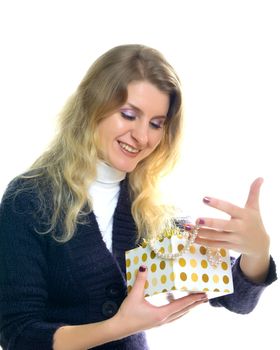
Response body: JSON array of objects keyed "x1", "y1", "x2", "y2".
[
  {"x1": 116, "y1": 164, "x2": 136, "y2": 173},
  {"x1": 105, "y1": 158, "x2": 131, "y2": 172}
]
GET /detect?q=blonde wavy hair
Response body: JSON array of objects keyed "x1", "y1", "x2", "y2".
[{"x1": 22, "y1": 44, "x2": 184, "y2": 242}]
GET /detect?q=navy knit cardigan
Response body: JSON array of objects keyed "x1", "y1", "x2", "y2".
[{"x1": 0, "y1": 177, "x2": 277, "y2": 350}]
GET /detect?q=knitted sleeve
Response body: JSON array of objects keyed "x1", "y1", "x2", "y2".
[
  {"x1": 0, "y1": 181, "x2": 66, "y2": 349},
  {"x1": 209, "y1": 255, "x2": 277, "y2": 314}
]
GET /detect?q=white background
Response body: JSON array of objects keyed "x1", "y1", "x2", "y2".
[{"x1": 0, "y1": 1, "x2": 279, "y2": 349}]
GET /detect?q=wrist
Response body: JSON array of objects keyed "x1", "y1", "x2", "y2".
[
  {"x1": 240, "y1": 252, "x2": 270, "y2": 283},
  {"x1": 106, "y1": 314, "x2": 128, "y2": 341},
  {"x1": 109, "y1": 310, "x2": 140, "y2": 341}
]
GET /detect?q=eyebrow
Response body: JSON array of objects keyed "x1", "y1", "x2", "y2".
[{"x1": 125, "y1": 102, "x2": 167, "y2": 119}]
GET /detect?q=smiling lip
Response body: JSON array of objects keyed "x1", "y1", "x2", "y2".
[{"x1": 118, "y1": 141, "x2": 141, "y2": 157}]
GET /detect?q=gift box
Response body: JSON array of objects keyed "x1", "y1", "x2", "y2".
[{"x1": 125, "y1": 221, "x2": 234, "y2": 305}]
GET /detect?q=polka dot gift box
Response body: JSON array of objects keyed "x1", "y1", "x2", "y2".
[{"x1": 125, "y1": 221, "x2": 234, "y2": 305}]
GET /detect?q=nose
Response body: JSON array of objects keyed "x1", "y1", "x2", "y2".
[{"x1": 131, "y1": 122, "x2": 149, "y2": 147}]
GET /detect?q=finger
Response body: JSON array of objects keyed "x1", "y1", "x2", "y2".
[
  {"x1": 195, "y1": 236, "x2": 239, "y2": 251},
  {"x1": 129, "y1": 265, "x2": 148, "y2": 299},
  {"x1": 159, "y1": 293, "x2": 207, "y2": 317},
  {"x1": 197, "y1": 228, "x2": 236, "y2": 242},
  {"x1": 245, "y1": 177, "x2": 263, "y2": 210},
  {"x1": 166, "y1": 299, "x2": 207, "y2": 323},
  {"x1": 166, "y1": 311, "x2": 189, "y2": 324},
  {"x1": 166, "y1": 292, "x2": 176, "y2": 303},
  {"x1": 196, "y1": 217, "x2": 234, "y2": 232},
  {"x1": 202, "y1": 196, "x2": 243, "y2": 218}
]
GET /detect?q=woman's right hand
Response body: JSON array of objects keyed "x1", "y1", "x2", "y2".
[
  {"x1": 53, "y1": 266, "x2": 208, "y2": 350},
  {"x1": 112, "y1": 266, "x2": 208, "y2": 338}
]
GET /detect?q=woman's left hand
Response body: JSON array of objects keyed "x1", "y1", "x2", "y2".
[
  {"x1": 195, "y1": 177, "x2": 269, "y2": 257},
  {"x1": 195, "y1": 178, "x2": 270, "y2": 282}
]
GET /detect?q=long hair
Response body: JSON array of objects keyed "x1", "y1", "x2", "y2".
[{"x1": 20, "y1": 44, "x2": 184, "y2": 242}]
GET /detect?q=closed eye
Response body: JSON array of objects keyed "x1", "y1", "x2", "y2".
[
  {"x1": 120, "y1": 110, "x2": 165, "y2": 130},
  {"x1": 120, "y1": 111, "x2": 136, "y2": 121},
  {"x1": 150, "y1": 118, "x2": 165, "y2": 129}
]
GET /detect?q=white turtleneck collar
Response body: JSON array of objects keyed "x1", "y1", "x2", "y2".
[
  {"x1": 95, "y1": 159, "x2": 126, "y2": 184},
  {"x1": 88, "y1": 160, "x2": 126, "y2": 252}
]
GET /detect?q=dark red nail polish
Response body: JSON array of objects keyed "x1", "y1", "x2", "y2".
[
  {"x1": 203, "y1": 197, "x2": 211, "y2": 204},
  {"x1": 198, "y1": 218, "x2": 205, "y2": 225},
  {"x1": 184, "y1": 224, "x2": 192, "y2": 231},
  {"x1": 139, "y1": 265, "x2": 146, "y2": 272}
]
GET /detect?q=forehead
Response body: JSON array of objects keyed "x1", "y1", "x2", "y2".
[{"x1": 126, "y1": 81, "x2": 169, "y2": 116}]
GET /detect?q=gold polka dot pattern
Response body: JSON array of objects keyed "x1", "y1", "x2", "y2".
[
  {"x1": 161, "y1": 275, "x2": 167, "y2": 283},
  {"x1": 151, "y1": 263, "x2": 157, "y2": 273},
  {"x1": 190, "y1": 259, "x2": 197, "y2": 268},
  {"x1": 180, "y1": 272, "x2": 187, "y2": 281},
  {"x1": 142, "y1": 253, "x2": 147, "y2": 262},
  {"x1": 125, "y1": 235, "x2": 233, "y2": 301},
  {"x1": 199, "y1": 246, "x2": 207, "y2": 255},
  {"x1": 223, "y1": 275, "x2": 229, "y2": 284},
  {"x1": 221, "y1": 262, "x2": 228, "y2": 270},
  {"x1": 179, "y1": 258, "x2": 186, "y2": 267},
  {"x1": 188, "y1": 245, "x2": 195, "y2": 254},
  {"x1": 220, "y1": 249, "x2": 227, "y2": 257},
  {"x1": 201, "y1": 259, "x2": 208, "y2": 268},
  {"x1": 191, "y1": 273, "x2": 198, "y2": 282},
  {"x1": 213, "y1": 274, "x2": 219, "y2": 283},
  {"x1": 202, "y1": 274, "x2": 209, "y2": 282},
  {"x1": 152, "y1": 277, "x2": 158, "y2": 286},
  {"x1": 177, "y1": 244, "x2": 184, "y2": 252}
]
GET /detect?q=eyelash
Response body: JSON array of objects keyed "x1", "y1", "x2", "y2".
[{"x1": 120, "y1": 112, "x2": 163, "y2": 130}]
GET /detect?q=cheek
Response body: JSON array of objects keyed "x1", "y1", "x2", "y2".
[
  {"x1": 102, "y1": 116, "x2": 128, "y2": 138},
  {"x1": 150, "y1": 131, "x2": 164, "y2": 149},
  {"x1": 98, "y1": 117, "x2": 120, "y2": 140},
  {"x1": 95, "y1": 121, "x2": 113, "y2": 155},
  {"x1": 141, "y1": 132, "x2": 164, "y2": 159}
]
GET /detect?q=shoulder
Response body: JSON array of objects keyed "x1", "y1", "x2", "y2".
[
  {"x1": 0, "y1": 173, "x2": 56, "y2": 248},
  {"x1": 0, "y1": 171, "x2": 49, "y2": 223},
  {"x1": 2, "y1": 173, "x2": 36, "y2": 203}
]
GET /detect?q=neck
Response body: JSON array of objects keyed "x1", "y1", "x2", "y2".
[{"x1": 95, "y1": 159, "x2": 126, "y2": 184}]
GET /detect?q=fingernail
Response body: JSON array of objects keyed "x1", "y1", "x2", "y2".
[
  {"x1": 167, "y1": 292, "x2": 175, "y2": 302},
  {"x1": 203, "y1": 197, "x2": 211, "y2": 204},
  {"x1": 184, "y1": 224, "x2": 192, "y2": 231},
  {"x1": 139, "y1": 265, "x2": 147, "y2": 272},
  {"x1": 198, "y1": 218, "x2": 205, "y2": 225}
]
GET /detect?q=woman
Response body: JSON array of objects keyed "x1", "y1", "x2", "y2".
[{"x1": 0, "y1": 44, "x2": 277, "y2": 350}]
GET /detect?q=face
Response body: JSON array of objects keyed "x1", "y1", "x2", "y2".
[{"x1": 96, "y1": 80, "x2": 169, "y2": 172}]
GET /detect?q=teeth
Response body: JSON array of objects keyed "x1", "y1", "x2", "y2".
[{"x1": 119, "y1": 142, "x2": 140, "y2": 153}]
